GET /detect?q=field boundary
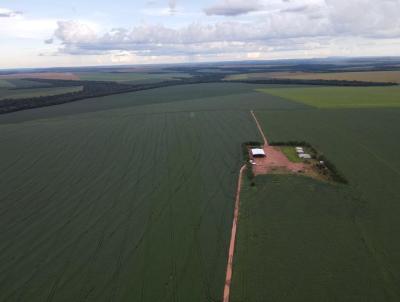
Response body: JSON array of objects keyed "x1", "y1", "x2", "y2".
[{"x1": 223, "y1": 164, "x2": 246, "y2": 302}]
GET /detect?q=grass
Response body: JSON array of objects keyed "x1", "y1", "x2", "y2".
[
  {"x1": 257, "y1": 86, "x2": 400, "y2": 108},
  {"x1": 0, "y1": 86, "x2": 83, "y2": 100},
  {"x1": 279, "y1": 146, "x2": 302, "y2": 162}
]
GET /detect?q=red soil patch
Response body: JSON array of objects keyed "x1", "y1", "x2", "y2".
[
  {"x1": 249, "y1": 110, "x2": 331, "y2": 181},
  {"x1": 250, "y1": 110, "x2": 306, "y2": 175},
  {"x1": 0, "y1": 72, "x2": 80, "y2": 80},
  {"x1": 252, "y1": 145, "x2": 305, "y2": 175}
]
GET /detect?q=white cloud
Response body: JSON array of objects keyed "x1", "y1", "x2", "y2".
[
  {"x1": 0, "y1": 7, "x2": 23, "y2": 18},
  {"x1": 4, "y1": 0, "x2": 397, "y2": 67},
  {"x1": 50, "y1": 0, "x2": 400, "y2": 58}
]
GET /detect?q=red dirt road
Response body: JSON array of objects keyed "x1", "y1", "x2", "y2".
[
  {"x1": 250, "y1": 110, "x2": 268, "y2": 145},
  {"x1": 223, "y1": 164, "x2": 246, "y2": 302},
  {"x1": 222, "y1": 111, "x2": 306, "y2": 302}
]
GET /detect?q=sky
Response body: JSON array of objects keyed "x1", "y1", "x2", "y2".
[{"x1": 1, "y1": 0, "x2": 400, "y2": 68}]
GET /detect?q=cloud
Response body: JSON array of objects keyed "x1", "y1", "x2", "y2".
[
  {"x1": 168, "y1": 0, "x2": 177, "y2": 14},
  {"x1": 47, "y1": 0, "x2": 400, "y2": 59},
  {"x1": 204, "y1": 0, "x2": 264, "y2": 16},
  {"x1": 0, "y1": 7, "x2": 23, "y2": 18}
]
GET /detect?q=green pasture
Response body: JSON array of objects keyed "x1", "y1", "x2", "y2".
[
  {"x1": 280, "y1": 146, "x2": 302, "y2": 162},
  {"x1": 258, "y1": 86, "x2": 400, "y2": 108}
]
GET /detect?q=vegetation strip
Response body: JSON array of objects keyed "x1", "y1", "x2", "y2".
[{"x1": 223, "y1": 165, "x2": 246, "y2": 302}]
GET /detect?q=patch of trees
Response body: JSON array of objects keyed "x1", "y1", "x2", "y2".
[{"x1": 270, "y1": 141, "x2": 348, "y2": 184}]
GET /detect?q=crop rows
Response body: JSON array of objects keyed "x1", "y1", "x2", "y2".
[{"x1": 0, "y1": 104, "x2": 259, "y2": 301}]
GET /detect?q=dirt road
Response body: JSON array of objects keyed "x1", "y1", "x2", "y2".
[{"x1": 223, "y1": 164, "x2": 246, "y2": 302}]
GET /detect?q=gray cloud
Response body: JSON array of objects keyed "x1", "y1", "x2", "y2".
[
  {"x1": 168, "y1": 0, "x2": 177, "y2": 14},
  {"x1": 204, "y1": 0, "x2": 263, "y2": 16}
]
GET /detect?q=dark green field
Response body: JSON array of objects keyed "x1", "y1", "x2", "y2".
[
  {"x1": 231, "y1": 105, "x2": 400, "y2": 301},
  {"x1": 0, "y1": 83, "x2": 296, "y2": 301},
  {"x1": 1, "y1": 80, "x2": 400, "y2": 301}
]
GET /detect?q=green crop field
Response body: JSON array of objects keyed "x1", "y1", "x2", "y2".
[
  {"x1": 257, "y1": 86, "x2": 400, "y2": 108},
  {"x1": 76, "y1": 72, "x2": 192, "y2": 83},
  {"x1": 231, "y1": 107, "x2": 400, "y2": 301},
  {"x1": 1, "y1": 81, "x2": 400, "y2": 302},
  {"x1": 0, "y1": 86, "x2": 83, "y2": 100},
  {"x1": 1, "y1": 83, "x2": 298, "y2": 301}
]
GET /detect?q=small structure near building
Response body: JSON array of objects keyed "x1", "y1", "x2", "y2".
[
  {"x1": 251, "y1": 148, "x2": 266, "y2": 158},
  {"x1": 299, "y1": 153, "x2": 312, "y2": 159}
]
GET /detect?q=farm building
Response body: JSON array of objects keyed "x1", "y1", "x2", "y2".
[{"x1": 251, "y1": 148, "x2": 266, "y2": 158}]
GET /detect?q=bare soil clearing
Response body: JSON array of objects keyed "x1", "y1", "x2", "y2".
[
  {"x1": 250, "y1": 111, "x2": 333, "y2": 182},
  {"x1": 252, "y1": 145, "x2": 305, "y2": 175}
]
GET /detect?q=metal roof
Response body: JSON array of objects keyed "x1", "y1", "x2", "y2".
[{"x1": 251, "y1": 148, "x2": 266, "y2": 156}]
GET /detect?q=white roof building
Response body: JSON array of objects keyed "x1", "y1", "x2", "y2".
[
  {"x1": 251, "y1": 148, "x2": 266, "y2": 157},
  {"x1": 299, "y1": 153, "x2": 312, "y2": 159}
]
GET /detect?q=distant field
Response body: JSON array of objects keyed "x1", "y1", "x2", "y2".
[
  {"x1": 76, "y1": 72, "x2": 192, "y2": 82},
  {"x1": 0, "y1": 72, "x2": 79, "y2": 80},
  {"x1": 226, "y1": 70, "x2": 400, "y2": 83},
  {"x1": 5, "y1": 79, "x2": 53, "y2": 89},
  {"x1": 258, "y1": 86, "x2": 400, "y2": 108},
  {"x1": 0, "y1": 80, "x2": 14, "y2": 88},
  {"x1": 0, "y1": 86, "x2": 83, "y2": 100}
]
